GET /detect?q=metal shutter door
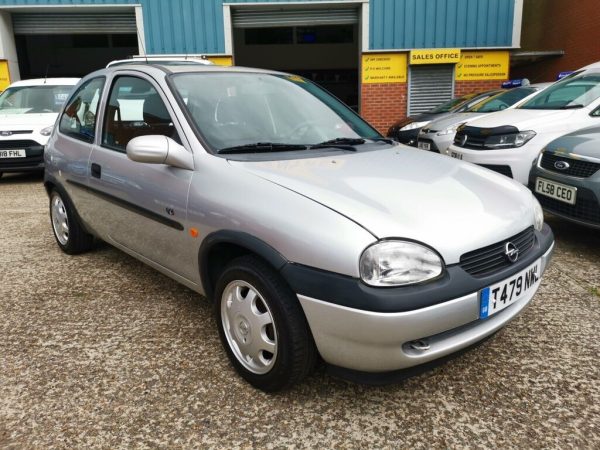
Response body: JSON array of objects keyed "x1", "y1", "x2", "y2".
[
  {"x1": 408, "y1": 65, "x2": 455, "y2": 115},
  {"x1": 232, "y1": 7, "x2": 359, "y2": 28},
  {"x1": 12, "y1": 12, "x2": 136, "y2": 34}
]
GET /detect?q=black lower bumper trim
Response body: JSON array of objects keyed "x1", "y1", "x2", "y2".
[{"x1": 280, "y1": 224, "x2": 553, "y2": 313}]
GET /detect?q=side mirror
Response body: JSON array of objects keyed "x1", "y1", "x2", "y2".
[{"x1": 126, "y1": 135, "x2": 194, "y2": 170}]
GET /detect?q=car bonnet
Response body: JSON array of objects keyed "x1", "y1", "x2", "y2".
[{"x1": 229, "y1": 147, "x2": 535, "y2": 265}]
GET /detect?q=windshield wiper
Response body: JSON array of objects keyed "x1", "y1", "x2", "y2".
[
  {"x1": 309, "y1": 137, "x2": 365, "y2": 151},
  {"x1": 218, "y1": 142, "x2": 307, "y2": 154},
  {"x1": 560, "y1": 103, "x2": 584, "y2": 109}
]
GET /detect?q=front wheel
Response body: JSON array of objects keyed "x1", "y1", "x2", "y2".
[
  {"x1": 49, "y1": 189, "x2": 93, "y2": 254},
  {"x1": 214, "y1": 255, "x2": 316, "y2": 392}
]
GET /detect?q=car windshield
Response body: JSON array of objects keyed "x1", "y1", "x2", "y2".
[
  {"x1": 170, "y1": 72, "x2": 380, "y2": 151},
  {"x1": 428, "y1": 94, "x2": 477, "y2": 114},
  {"x1": 0, "y1": 85, "x2": 73, "y2": 114},
  {"x1": 468, "y1": 87, "x2": 536, "y2": 113},
  {"x1": 520, "y1": 73, "x2": 600, "y2": 110}
]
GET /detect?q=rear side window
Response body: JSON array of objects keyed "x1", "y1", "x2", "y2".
[{"x1": 59, "y1": 77, "x2": 105, "y2": 143}]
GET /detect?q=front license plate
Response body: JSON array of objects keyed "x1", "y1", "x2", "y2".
[
  {"x1": 418, "y1": 141, "x2": 431, "y2": 151},
  {"x1": 450, "y1": 151, "x2": 463, "y2": 160},
  {"x1": 479, "y1": 259, "x2": 541, "y2": 319},
  {"x1": 0, "y1": 149, "x2": 26, "y2": 158},
  {"x1": 535, "y1": 177, "x2": 577, "y2": 205}
]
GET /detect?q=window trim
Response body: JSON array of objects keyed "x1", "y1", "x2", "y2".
[{"x1": 58, "y1": 76, "x2": 106, "y2": 144}]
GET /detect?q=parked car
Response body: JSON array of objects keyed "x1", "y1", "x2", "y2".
[
  {"x1": 447, "y1": 65, "x2": 600, "y2": 184},
  {"x1": 0, "y1": 78, "x2": 79, "y2": 177},
  {"x1": 529, "y1": 125, "x2": 600, "y2": 228},
  {"x1": 386, "y1": 90, "x2": 503, "y2": 146},
  {"x1": 44, "y1": 64, "x2": 554, "y2": 391},
  {"x1": 418, "y1": 83, "x2": 551, "y2": 154}
]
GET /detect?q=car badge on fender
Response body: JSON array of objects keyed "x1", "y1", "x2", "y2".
[
  {"x1": 504, "y1": 242, "x2": 519, "y2": 263},
  {"x1": 1, "y1": 131, "x2": 13, "y2": 137},
  {"x1": 554, "y1": 160, "x2": 570, "y2": 170}
]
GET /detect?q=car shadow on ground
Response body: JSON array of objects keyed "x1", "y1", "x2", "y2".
[{"x1": 0, "y1": 171, "x2": 44, "y2": 184}]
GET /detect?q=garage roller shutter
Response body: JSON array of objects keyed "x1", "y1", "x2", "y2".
[
  {"x1": 232, "y1": 7, "x2": 359, "y2": 28},
  {"x1": 12, "y1": 12, "x2": 136, "y2": 34},
  {"x1": 408, "y1": 65, "x2": 455, "y2": 115}
]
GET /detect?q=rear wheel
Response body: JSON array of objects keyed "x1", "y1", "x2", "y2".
[
  {"x1": 215, "y1": 255, "x2": 316, "y2": 392},
  {"x1": 50, "y1": 189, "x2": 93, "y2": 254}
]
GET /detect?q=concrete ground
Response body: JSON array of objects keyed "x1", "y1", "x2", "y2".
[{"x1": 1, "y1": 172, "x2": 599, "y2": 449}]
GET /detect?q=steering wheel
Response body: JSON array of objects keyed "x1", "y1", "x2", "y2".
[{"x1": 286, "y1": 119, "x2": 322, "y2": 141}]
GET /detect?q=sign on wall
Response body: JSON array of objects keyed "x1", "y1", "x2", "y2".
[
  {"x1": 361, "y1": 53, "x2": 407, "y2": 84},
  {"x1": 0, "y1": 60, "x2": 10, "y2": 91},
  {"x1": 409, "y1": 49, "x2": 461, "y2": 65},
  {"x1": 455, "y1": 51, "x2": 510, "y2": 80},
  {"x1": 207, "y1": 56, "x2": 233, "y2": 66}
]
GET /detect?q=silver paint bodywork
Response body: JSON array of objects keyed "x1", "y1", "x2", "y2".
[{"x1": 45, "y1": 64, "x2": 548, "y2": 373}]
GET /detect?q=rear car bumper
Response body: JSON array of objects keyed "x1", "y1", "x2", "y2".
[
  {"x1": 294, "y1": 228, "x2": 554, "y2": 373},
  {"x1": 529, "y1": 166, "x2": 600, "y2": 229}
]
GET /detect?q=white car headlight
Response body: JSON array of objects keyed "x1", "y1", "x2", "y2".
[
  {"x1": 532, "y1": 195, "x2": 544, "y2": 232},
  {"x1": 437, "y1": 122, "x2": 465, "y2": 136},
  {"x1": 359, "y1": 241, "x2": 443, "y2": 287},
  {"x1": 399, "y1": 121, "x2": 430, "y2": 132},
  {"x1": 484, "y1": 130, "x2": 536, "y2": 149},
  {"x1": 40, "y1": 126, "x2": 54, "y2": 137}
]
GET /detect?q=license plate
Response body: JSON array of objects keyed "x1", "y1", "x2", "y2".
[
  {"x1": 479, "y1": 259, "x2": 541, "y2": 319},
  {"x1": 450, "y1": 151, "x2": 463, "y2": 160},
  {"x1": 0, "y1": 149, "x2": 26, "y2": 158},
  {"x1": 535, "y1": 177, "x2": 576, "y2": 205},
  {"x1": 418, "y1": 141, "x2": 431, "y2": 151}
]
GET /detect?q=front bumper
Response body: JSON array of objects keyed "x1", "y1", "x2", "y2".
[
  {"x1": 0, "y1": 142, "x2": 45, "y2": 173},
  {"x1": 296, "y1": 233, "x2": 554, "y2": 374},
  {"x1": 446, "y1": 142, "x2": 541, "y2": 185}
]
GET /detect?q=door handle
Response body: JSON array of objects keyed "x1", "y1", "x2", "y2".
[{"x1": 91, "y1": 163, "x2": 101, "y2": 179}]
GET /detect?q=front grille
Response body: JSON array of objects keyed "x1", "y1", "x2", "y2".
[
  {"x1": 540, "y1": 152, "x2": 600, "y2": 178},
  {"x1": 478, "y1": 164, "x2": 513, "y2": 178},
  {"x1": 0, "y1": 130, "x2": 32, "y2": 136},
  {"x1": 460, "y1": 227, "x2": 536, "y2": 277},
  {"x1": 535, "y1": 188, "x2": 600, "y2": 225},
  {"x1": 454, "y1": 130, "x2": 487, "y2": 149},
  {"x1": 0, "y1": 139, "x2": 43, "y2": 149}
]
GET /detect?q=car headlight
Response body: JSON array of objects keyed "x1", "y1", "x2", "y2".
[
  {"x1": 532, "y1": 195, "x2": 544, "y2": 232},
  {"x1": 437, "y1": 122, "x2": 465, "y2": 136},
  {"x1": 40, "y1": 126, "x2": 54, "y2": 137},
  {"x1": 399, "y1": 121, "x2": 430, "y2": 132},
  {"x1": 485, "y1": 131, "x2": 536, "y2": 149},
  {"x1": 359, "y1": 241, "x2": 444, "y2": 287}
]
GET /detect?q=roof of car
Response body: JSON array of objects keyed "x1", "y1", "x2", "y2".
[
  {"x1": 8, "y1": 78, "x2": 80, "y2": 87},
  {"x1": 106, "y1": 63, "x2": 284, "y2": 76}
]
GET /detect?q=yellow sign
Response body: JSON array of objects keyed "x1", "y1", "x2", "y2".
[
  {"x1": 410, "y1": 48, "x2": 461, "y2": 65},
  {"x1": 455, "y1": 51, "x2": 509, "y2": 80},
  {"x1": 0, "y1": 60, "x2": 10, "y2": 92},
  {"x1": 361, "y1": 53, "x2": 407, "y2": 84},
  {"x1": 207, "y1": 55, "x2": 233, "y2": 66}
]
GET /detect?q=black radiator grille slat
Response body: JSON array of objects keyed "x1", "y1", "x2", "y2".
[
  {"x1": 0, "y1": 139, "x2": 43, "y2": 149},
  {"x1": 460, "y1": 227, "x2": 536, "y2": 277},
  {"x1": 478, "y1": 164, "x2": 513, "y2": 178},
  {"x1": 540, "y1": 152, "x2": 600, "y2": 178}
]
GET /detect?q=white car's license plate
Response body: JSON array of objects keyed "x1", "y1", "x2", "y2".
[
  {"x1": 450, "y1": 151, "x2": 463, "y2": 160},
  {"x1": 479, "y1": 259, "x2": 541, "y2": 319},
  {"x1": 0, "y1": 149, "x2": 26, "y2": 158},
  {"x1": 535, "y1": 177, "x2": 577, "y2": 205},
  {"x1": 418, "y1": 141, "x2": 430, "y2": 151}
]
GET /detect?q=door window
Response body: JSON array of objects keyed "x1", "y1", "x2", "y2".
[
  {"x1": 59, "y1": 77, "x2": 105, "y2": 143},
  {"x1": 102, "y1": 76, "x2": 180, "y2": 152}
]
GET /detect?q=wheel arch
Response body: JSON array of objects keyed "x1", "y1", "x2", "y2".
[{"x1": 199, "y1": 231, "x2": 289, "y2": 301}]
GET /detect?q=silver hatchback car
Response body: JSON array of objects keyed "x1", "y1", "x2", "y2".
[{"x1": 45, "y1": 64, "x2": 555, "y2": 391}]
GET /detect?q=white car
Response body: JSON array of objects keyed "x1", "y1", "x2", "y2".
[
  {"x1": 0, "y1": 78, "x2": 79, "y2": 177},
  {"x1": 418, "y1": 83, "x2": 551, "y2": 155},
  {"x1": 446, "y1": 65, "x2": 600, "y2": 184}
]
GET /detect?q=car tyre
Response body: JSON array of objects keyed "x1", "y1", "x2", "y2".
[
  {"x1": 49, "y1": 188, "x2": 93, "y2": 254},
  {"x1": 215, "y1": 255, "x2": 316, "y2": 392}
]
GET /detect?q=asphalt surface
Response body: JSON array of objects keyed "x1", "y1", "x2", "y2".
[{"x1": 1, "y1": 172, "x2": 599, "y2": 449}]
